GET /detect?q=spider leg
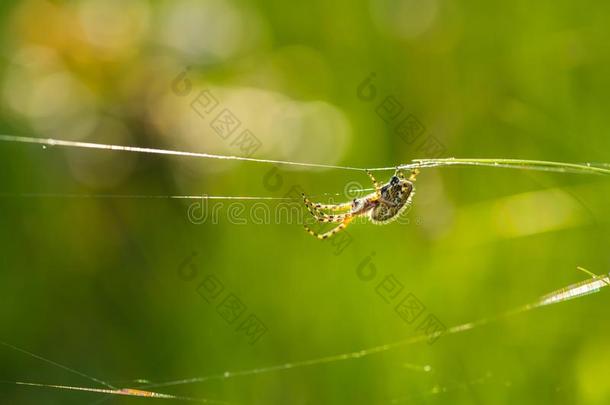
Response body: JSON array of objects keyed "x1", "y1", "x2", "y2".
[
  {"x1": 312, "y1": 202, "x2": 352, "y2": 211},
  {"x1": 408, "y1": 168, "x2": 420, "y2": 182},
  {"x1": 304, "y1": 217, "x2": 353, "y2": 239},
  {"x1": 302, "y1": 195, "x2": 353, "y2": 222},
  {"x1": 365, "y1": 170, "x2": 382, "y2": 198},
  {"x1": 311, "y1": 212, "x2": 353, "y2": 223},
  {"x1": 302, "y1": 193, "x2": 351, "y2": 220}
]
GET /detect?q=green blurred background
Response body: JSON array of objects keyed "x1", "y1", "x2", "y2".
[{"x1": 1, "y1": 0, "x2": 610, "y2": 404}]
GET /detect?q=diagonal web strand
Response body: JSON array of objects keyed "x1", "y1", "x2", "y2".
[
  {"x1": 0, "y1": 381, "x2": 227, "y2": 403},
  {"x1": 0, "y1": 341, "x2": 228, "y2": 403},
  {"x1": 0, "y1": 135, "x2": 365, "y2": 171},
  {"x1": 3, "y1": 269, "x2": 607, "y2": 400},
  {"x1": 142, "y1": 269, "x2": 610, "y2": 390},
  {"x1": 0, "y1": 341, "x2": 116, "y2": 390}
]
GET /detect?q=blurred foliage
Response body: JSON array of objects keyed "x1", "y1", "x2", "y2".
[{"x1": 1, "y1": 0, "x2": 610, "y2": 404}]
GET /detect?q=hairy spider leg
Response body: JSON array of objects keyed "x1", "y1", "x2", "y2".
[
  {"x1": 304, "y1": 217, "x2": 353, "y2": 239},
  {"x1": 302, "y1": 194, "x2": 353, "y2": 222},
  {"x1": 302, "y1": 193, "x2": 352, "y2": 217},
  {"x1": 312, "y1": 202, "x2": 352, "y2": 211},
  {"x1": 409, "y1": 168, "x2": 420, "y2": 182},
  {"x1": 366, "y1": 170, "x2": 382, "y2": 198},
  {"x1": 309, "y1": 212, "x2": 353, "y2": 223}
]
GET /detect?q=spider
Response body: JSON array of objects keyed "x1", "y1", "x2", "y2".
[{"x1": 302, "y1": 168, "x2": 419, "y2": 239}]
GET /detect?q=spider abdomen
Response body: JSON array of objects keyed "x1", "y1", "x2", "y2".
[{"x1": 369, "y1": 182, "x2": 414, "y2": 224}]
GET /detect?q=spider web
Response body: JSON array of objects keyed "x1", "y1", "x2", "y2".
[
  {"x1": 2, "y1": 269, "x2": 608, "y2": 402},
  {"x1": 0, "y1": 134, "x2": 608, "y2": 205},
  {"x1": 1, "y1": 134, "x2": 610, "y2": 178},
  {"x1": 1, "y1": 134, "x2": 610, "y2": 402}
]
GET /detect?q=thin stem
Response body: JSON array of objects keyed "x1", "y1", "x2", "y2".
[{"x1": 398, "y1": 158, "x2": 610, "y2": 176}]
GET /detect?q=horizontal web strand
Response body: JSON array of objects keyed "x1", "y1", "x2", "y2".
[
  {"x1": 0, "y1": 135, "x2": 365, "y2": 171},
  {"x1": 1, "y1": 135, "x2": 609, "y2": 175}
]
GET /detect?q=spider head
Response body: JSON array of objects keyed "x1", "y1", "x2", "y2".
[{"x1": 390, "y1": 175, "x2": 400, "y2": 185}]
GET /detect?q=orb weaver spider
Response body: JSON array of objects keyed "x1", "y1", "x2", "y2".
[{"x1": 302, "y1": 168, "x2": 419, "y2": 239}]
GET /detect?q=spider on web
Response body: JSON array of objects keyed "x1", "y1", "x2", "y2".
[{"x1": 302, "y1": 168, "x2": 419, "y2": 239}]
